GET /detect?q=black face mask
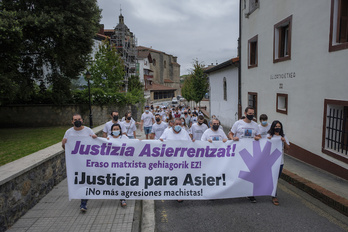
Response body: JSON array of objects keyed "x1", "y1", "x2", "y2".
[
  {"x1": 212, "y1": 125, "x2": 219, "y2": 131},
  {"x1": 198, "y1": 122, "x2": 203, "y2": 125},
  {"x1": 113, "y1": 115, "x2": 119, "y2": 121},
  {"x1": 127, "y1": 117, "x2": 132, "y2": 120},
  {"x1": 246, "y1": 115, "x2": 254, "y2": 120},
  {"x1": 184, "y1": 112, "x2": 187, "y2": 115},
  {"x1": 275, "y1": 128, "x2": 281, "y2": 133},
  {"x1": 74, "y1": 120, "x2": 82, "y2": 128},
  {"x1": 156, "y1": 118, "x2": 161, "y2": 122}
]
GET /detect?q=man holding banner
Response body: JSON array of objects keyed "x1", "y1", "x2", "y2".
[
  {"x1": 62, "y1": 114, "x2": 97, "y2": 212},
  {"x1": 229, "y1": 106, "x2": 261, "y2": 203}
]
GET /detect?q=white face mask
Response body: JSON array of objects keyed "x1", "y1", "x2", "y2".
[{"x1": 112, "y1": 130, "x2": 120, "y2": 136}]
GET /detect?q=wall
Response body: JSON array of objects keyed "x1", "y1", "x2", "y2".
[
  {"x1": 0, "y1": 103, "x2": 143, "y2": 128},
  {"x1": 209, "y1": 66, "x2": 239, "y2": 131}
]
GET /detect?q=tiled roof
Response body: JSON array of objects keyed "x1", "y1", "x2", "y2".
[
  {"x1": 164, "y1": 79, "x2": 174, "y2": 83},
  {"x1": 146, "y1": 83, "x2": 177, "y2": 91},
  {"x1": 204, "y1": 57, "x2": 239, "y2": 73},
  {"x1": 94, "y1": 33, "x2": 109, "y2": 41}
]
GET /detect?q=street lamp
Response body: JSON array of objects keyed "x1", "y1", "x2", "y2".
[{"x1": 85, "y1": 71, "x2": 93, "y2": 128}]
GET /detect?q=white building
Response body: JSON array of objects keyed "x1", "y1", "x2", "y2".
[
  {"x1": 240, "y1": 0, "x2": 348, "y2": 179},
  {"x1": 205, "y1": 58, "x2": 239, "y2": 131}
]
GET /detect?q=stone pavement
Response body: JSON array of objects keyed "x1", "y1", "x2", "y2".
[{"x1": 6, "y1": 125, "x2": 348, "y2": 231}]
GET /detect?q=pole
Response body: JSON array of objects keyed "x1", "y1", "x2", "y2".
[{"x1": 88, "y1": 79, "x2": 93, "y2": 128}]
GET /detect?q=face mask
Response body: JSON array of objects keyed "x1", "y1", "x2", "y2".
[
  {"x1": 274, "y1": 128, "x2": 281, "y2": 133},
  {"x1": 212, "y1": 125, "x2": 219, "y2": 131},
  {"x1": 156, "y1": 118, "x2": 161, "y2": 122},
  {"x1": 112, "y1": 130, "x2": 120, "y2": 136},
  {"x1": 174, "y1": 125, "x2": 182, "y2": 132},
  {"x1": 246, "y1": 115, "x2": 254, "y2": 120},
  {"x1": 127, "y1": 117, "x2": 132, "y2": 120},
  {"x1": 184, "y1": 112, "x2": 187, "y2": 115},
  {"x1": 261, "y1": 121, "x2": 268, "y2": 126},
  {"x1": 181, "y1": 121, "x2": 185, "y2": 125},
  {"x1": 145, "y1": 110, "x2": 149, "y2": 113},
  {"x1": 198, "y1": 122, "x2": 203, "y2": 125},
  {"x1": 113, "y1": 115, "x2": 118, "y2": 121},
  {"x1": 166, "y1": 116, "x2": 169, "y2": 119},
  {"x1": 74, "y1": 120, "x2": 82, "y2": 128}
]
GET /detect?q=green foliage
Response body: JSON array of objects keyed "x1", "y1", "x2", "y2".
[
  {"x1": 128, "y1": 75, "x2": 144, "y2": 92},
  {"x1": 89, "y1": 40, "x2": 125, "y2": 92},
  {"x1": 182, "y1": 60, "x2": 209, "y2": 104},
  {"x1": 0, "y1": 0, "x2": 101, "y2": 105}
]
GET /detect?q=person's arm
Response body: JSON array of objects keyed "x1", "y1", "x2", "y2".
[
  {"x1": 102, "y1": 132, "x2": 107, "y2": 138},
  {"x1": 254, "y1": 134, "x2": 261, "y2": 141},
  {"x1": 140, "y1": 120, "x2": 144, "y2": 131},
  {"x1": 133, "y1": 131, "x2": 136, "y2": 139},
  {"x1": 62, "y1": 138, "x2": 67, "y2": 149},
  {"x1": 150, "y1": 133, "x2": 155, "y2": 139}
]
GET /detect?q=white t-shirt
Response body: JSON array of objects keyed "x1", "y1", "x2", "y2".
[
  {"x1": 103, "y1": 120, "x2": 126, "y2": 136},
  {"x1": 151, "y1": 122, "x2": 168, "y2": 140},
  {"x1": 141, "y1": 112, "x2": 155, "y2": 127},
  {"x1": 189, "y1": 123, "x2": 208, "y2": 140},
  {"x1": 107, "y1": 135, "x2": 129, "y2": 140},
  {"x1": 160, "y1": 127, "x2": 191, "y2": 141},
  {"x1": 258, "y1": 124, "x2": 271, "y2": 138},
  {"x1": 231, "y1": 120, "x2": 260, "y2": 139},
  {"x1": 201, "y1": 128, "x2": 228, "y2": 141},
  {"x1": 63, "y1": 126, "x2": 95, "y2": 139},
  {"x1": 268, "y1": 134, "x2": 290, "y2": 165},
  {"x1": 122, "y1": 120, "x2": 137, "y2": 137},
  {"x1": 190, "y1": 116, "x2": 198, "y2": 125}
]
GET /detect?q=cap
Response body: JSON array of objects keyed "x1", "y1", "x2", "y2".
[{"x1": 145, "y1": 105, "x2": 149, "y2": 108}]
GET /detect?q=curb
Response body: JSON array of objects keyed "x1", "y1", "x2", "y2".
[
  {"x1": 141, "y1": 200, "x2": 155, "y2": 232},
  {"x1": 281, "y1": 169, "x2": 348, "y2": 217}
]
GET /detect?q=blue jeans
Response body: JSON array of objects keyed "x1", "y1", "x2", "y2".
[
  {"x1": 144, "y1": 126, "x2": 152, "y2": 135},
  {"x1": 128, "y1": 136, "x2": 134, "y2": 139}
]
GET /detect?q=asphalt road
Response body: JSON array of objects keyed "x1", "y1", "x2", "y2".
[{"x1": 155, "y1": 179, "x2": 348, "y2": 232}]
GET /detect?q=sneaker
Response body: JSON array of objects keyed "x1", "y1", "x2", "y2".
[
  {"x1": 120, "y1": 199, "x2": 127, "y2": 207},
  {"x1": 80, "y1": 203, "x2": 87, "y2": 212},
  {"x1": 248, "y1": 197, "x2": 257, "y2": 203}
]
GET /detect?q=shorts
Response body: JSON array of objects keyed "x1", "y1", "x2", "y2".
[
  {"x1": 128, "y1": 136, "x2": 134, "y2": 139},
  {"x1": 144, "y1": 126, "x2": 152, "y2": 135}
]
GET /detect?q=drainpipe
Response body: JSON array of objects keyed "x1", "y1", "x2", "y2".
[{"x1": 238, "y1": 0, "x2": 242, "y2": 119}]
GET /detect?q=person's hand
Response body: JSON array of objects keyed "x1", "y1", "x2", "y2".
[
  {"x1": 107, "y1": 137, "x2": 110, "y2": 140},
  {"x1": 91, "y1": 135, "x2": 97, "y2": 139},
  {"x1": 62, "y1": 138, "x2": 67, "y2": 144},
  {"x1": 192, "y1": 139, "x2": 196, "y2": 142},
  {"x1": 223, "y1": 139, "x2": 227, "y2": 143},
  {"x1": 267, "y1": 136, "x2": 272, "y2": 139},
  {"x1": 208, "y1": 139, "x2": 213, "y2": 143},
  {"x1": 254, "y1": 136, "x2": 260, "y2": 141},
  {"x1": 233, "y1": 137, "x2": 239, "y2": 141},
  {"x1": 281, "y1": 137, "x2": 286, "y2": 142},
  {"x1": 160, "y1": 138, "x2": 164, "y2": 142}
]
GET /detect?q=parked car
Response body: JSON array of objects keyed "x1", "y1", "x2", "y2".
[{"x1": 172, "y1": 97, "x2": 178, "y2": 104}]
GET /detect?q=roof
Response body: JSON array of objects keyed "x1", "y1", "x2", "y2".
[
  {"x1": 94, "y1": 33, "x2": 109, "y2": 41},
  {"x1": 146, "y1": 83, "x2": 177, "y2": 91},
  {"x1": 164, "y1": 79, "x2": 174, "y2": 83},
  {"x1": 204, "y1": 57, "x2": 239, "y2": 73},
  {"x1": 138, "y1": 50, "x2": 153, "y2": 63}
]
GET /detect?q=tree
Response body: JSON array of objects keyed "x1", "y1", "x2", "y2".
[
  {"x1": 181, "y1": 74, "x2": 194, "y2": 103},
  {"x1": 190, "y1": 60, "x2": 209, "y2": 106},
  {"x1": 0, "y1": 0, "x2": 101, "y2": 105},
  {"x1": 89, "y1": 39, "x2": 125, "y2": 92}
]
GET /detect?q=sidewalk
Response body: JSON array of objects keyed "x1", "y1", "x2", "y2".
[{"x1": 7, "y1": 129, "x2": 348, "y2": 231}]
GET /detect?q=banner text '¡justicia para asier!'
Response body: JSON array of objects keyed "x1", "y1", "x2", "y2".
[{"x1": 70, "y1": 141, "x2": 237, "y2": 158}]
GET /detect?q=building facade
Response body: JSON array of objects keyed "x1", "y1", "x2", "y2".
[
  {"x1": 205, "y1": 58, "x2": 240, "y2": 131},
  {"x1": 240, "y1": 0, "x2": 348, "y2": 179},
  {"x1": 137, "y1": 46, "x2": 181, "y2": 99}
]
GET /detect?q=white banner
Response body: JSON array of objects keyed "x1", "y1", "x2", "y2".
[{"x1": 65, "y1": 137, "x2": 283, "y2": 200}]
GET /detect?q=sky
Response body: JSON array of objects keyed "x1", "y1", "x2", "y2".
[{"x1": 97, "y1": 0, "x2": 239, "y2": 76}]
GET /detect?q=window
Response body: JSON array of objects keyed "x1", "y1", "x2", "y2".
[
  {"x1": 248, "y1": 92, "x2": 258, "y2": 120},
  {"x1": 223, "y1": 77, "x2": 227, "y2": 101},
  {"x1": 248, "y1": 35, "x2": 258, "y2": 68},
  {"x1": 274, "y1": 15, "x2": 292, "y2": 63},
  {"x1": 153, "y1": 59, "x2": 156, "y2": 66},
  {"x1": 329, "y1": 0, "x2": 348, "y2": 51},
  {"x1": 164, "y1": 60, "x2": 167, "y2": 68},
  {"x1": 249, "y1": 0, "x2": 259, "y2": 13},
  {"x1": 276, "y1": 93, "x2": 288, "y2": 115},
  {"x1": 322, "y1": 99, "x2": 348, "y2": 163}
]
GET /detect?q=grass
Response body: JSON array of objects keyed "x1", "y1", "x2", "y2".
[{"x1": 0, "y1": 126, "x2": 70, "y2": 166}]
